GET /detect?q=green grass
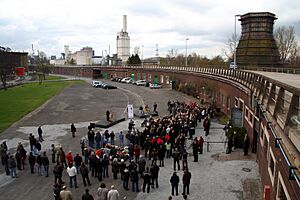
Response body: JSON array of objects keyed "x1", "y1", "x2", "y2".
[
  {"x1": 45, "y1": 75, "x2": 66, "y2": 80},
  {"x1": 0, "y1": 80, "x2": 83, "y2": 133}
]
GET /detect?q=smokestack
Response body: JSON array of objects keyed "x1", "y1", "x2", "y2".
[{"x1": 123, "y1": 15, "x2": 127, "y2": 32}]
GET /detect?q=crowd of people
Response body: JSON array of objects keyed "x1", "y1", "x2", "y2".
[{"x1": 0, "y1": 100, "x2": 217, "y2": 200}]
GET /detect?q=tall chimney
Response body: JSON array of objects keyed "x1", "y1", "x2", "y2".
[{"x1": 123, "y1": 15, "x2": 127, "y2": 32}]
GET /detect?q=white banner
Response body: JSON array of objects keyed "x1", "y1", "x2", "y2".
[{"x1": 127, "y1": 104, "x2": 134, "y2": 119}]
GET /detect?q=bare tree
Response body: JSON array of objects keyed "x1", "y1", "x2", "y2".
[
  {"x1": 223, "y1": 33, "x2": 239, "y2": 61},
  {"x1": 274, "y1": 26, "x2": 298, "y2": 64}
]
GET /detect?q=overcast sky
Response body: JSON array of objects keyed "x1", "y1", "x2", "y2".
[{"x1": 0, "y1": 0, "x2": 299, "y2": 59}]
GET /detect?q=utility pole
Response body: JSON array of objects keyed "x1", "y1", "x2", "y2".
[{"x1": 234, "y1": 14, "x2": 241, "y2": 69}]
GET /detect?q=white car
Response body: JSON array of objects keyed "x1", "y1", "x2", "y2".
[
  {"x1": 121, "y1": 77, "x2": 131, "y2": 83},
  {"x1": 149, "y1": 83, "x2": 162, "y2": 89},
  {"x1": 92, "y1": 80, "x2": 102, "y2": 87},
  {"x1": 136, "y1": 80, "x2": 147, "y2": 86},
  {"x1": 229, "y1": 62, "x2": 237, "y2": 70}
]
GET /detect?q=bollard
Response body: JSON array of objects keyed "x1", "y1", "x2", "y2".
[{"x1": 263, "y1": 185, "x2": 270, "y2": 200}]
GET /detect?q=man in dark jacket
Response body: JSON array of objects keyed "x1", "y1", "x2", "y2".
[
  {"x1": 182, "y1": 169, "x2": 192, "y2": 195},
  {"x1": 71, "y1": 123, "x2": 76, "y2": 138},
  {"x1": 80, "y1": 162, "x2": 91, "y2": 186},
  {"x1": 170, "y1": 172, "x2": 179, "y2": 196},
  {"x1": 150, "y1": 163, "x2": 160, "y2": 188},
  {"x1": 41, "y1": 151, "x2": 50, "y2": 177},
  {"x1": 82, "y1": 188, "x2": 94, "y2": 200},
  {"x1": 74, "y1": 154, "x2": 83, "y2": 174},
  {"x1": 142, "y1": 167, "x2": 151, "y2": 193},
  {"x1": 131, "y1": 168, "x2": 139, "y2": 192},
  {"x1": 172, "y1": 148, "x2": 180, "y2": 171},
  {"x1": 53, "y1": 162, "x2": 64, "y2": 184},
  {"x1": 28, "y1": 152, "x2": 36, "y2": 174},
  {"x1": 123, "y1": 168, "x2": 130, "y2": 190}
]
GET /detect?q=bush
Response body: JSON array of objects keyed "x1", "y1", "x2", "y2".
[{"x1": 226, "y1": 127, "x2": 247, "y2": 148}]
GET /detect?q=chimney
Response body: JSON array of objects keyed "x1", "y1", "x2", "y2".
[{"x1": 123, "y1": 15, "x2": 127, "y2": 32}]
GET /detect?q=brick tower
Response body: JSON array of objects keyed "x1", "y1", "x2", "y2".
[{"x1": 236, "y1": 12, "x2": 280, "y2": 67}]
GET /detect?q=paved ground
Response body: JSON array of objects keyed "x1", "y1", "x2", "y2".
[{"x1": 0, "y1": 75, "x2": 262, "y2": 200}]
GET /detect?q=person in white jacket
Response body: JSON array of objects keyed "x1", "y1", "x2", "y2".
[{"x1": 107, "y1": 185, "x2": 119, "y2": 200}]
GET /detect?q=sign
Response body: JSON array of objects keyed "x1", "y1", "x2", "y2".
[{"x1": 127, "y1": 104, "x2": 134, "y2": 119}]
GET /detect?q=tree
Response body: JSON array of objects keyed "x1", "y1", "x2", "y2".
[
  {"x1": 127, "y1": 54, "x2": 141, "y2": 65},
  {"x1": 223, "y1": 33, "x2": 239, "y2": 62},
  {"x1": 274, "y1": 26, "x2": 298, "y2": 64}
]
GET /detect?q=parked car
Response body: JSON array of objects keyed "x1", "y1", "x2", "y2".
[
  {"x1": 92, "y1": 80, "x2": 102, "y2": 88},
  {"x1": 125, "y1": 79, "x2": 133, "y2": 84},
  {"x1": 149, "y1": 83, "x2": 162, "y2": 89},
  {"x1": 103, "y1": 84, "x2": 117, "y2": 89},
  {"x1": 135, "y1": 80, "x2": 147, "y2": 86},
  {"x1": 229, "y1": 62, "x2": 237, "y2": 70},
  {"x1": 121, "y1": 77, "x2": 131, "y2": 83}
]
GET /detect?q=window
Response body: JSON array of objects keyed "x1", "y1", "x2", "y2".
[
  {"x1": 268, "y1": 147, "x2": 276, "y2": 185},
  {"x1": 148, "y1": 74, "x2": 152, "y2": 82},
  {"x1": 160, "y1": 75, "x2": 164, "y2": 84},
  {"x1": 165, "y1": 76, "x2": 170, "y2": 84},
  {"x1": 142, "y1": 73, "x2": 146, "y2": 80},
  {"x1": 227, "y1": 97, "x2": 231, "y2": 110},
  {"x1": 137, "y1": 73, "x2": 141, "y2": 80},
  {"x1": 235, "y1": 97, "x2": 239, "y2": 107},
  {"x1": 276, "y1": 173, "x2": 291, "y2": 200}
]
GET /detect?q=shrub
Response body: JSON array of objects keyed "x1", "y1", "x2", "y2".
[{"x1": 226, "y1": 127, "x2": 247, "y2": 148}]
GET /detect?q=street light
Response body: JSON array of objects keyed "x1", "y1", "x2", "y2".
[
  {"x1": 234, "y1": 14, "x2": 241, "y2": 69},
  {"x1": 185, "y1": 38, "x2": 189, "y2": 67},
  {"x1": 141, "y1": 45, "x2": 144, "y2": 67}
]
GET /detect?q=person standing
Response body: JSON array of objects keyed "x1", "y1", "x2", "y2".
[
  {"x1": 170, "y1": 172, "x2": 180, "y2": 196},
  {"x1": 67, "y1": 164, "x2": 78, "y2": 188},
  {"x1": 123, "y1": 168, "x2": 130, "y2": 191},
  {"x1": 110, "y1": 131, "x2": 115, "y2": 145},
  {"x1": 71, "y1": 123, "x2": 76, "y2": 138},
  {"x1": 51, "y1": 144, "x2": 56, "y2": 163},
  {"x1": 111, "y1": 158, "x2": 120, "y2": 180},
  {"x1": 119, "y1": 131, "x2": 124, "y2": 147},
  {"x1": 243, "y1": 134, "x2": 250, "y2": 156},
  {"x1": 130, "y1": 168, "x2": 139, "y2": 192},
  {"x1": 60, "y1": 185, "x2": 72, "y2": 200},
  {"x1": 2, "y1": 152, "x2": 10, "y2": 175},
  {"x1": 8, "y1": 155, "x2": 17, "y2": 178},
  {"x1": 53, "y1": 162, "x2": 64, "y2": 184},
  {"x1": 106, "y1": 110, "x2": 110, "y2": 123},
  {"x1": 182, "y1": 149, "x2": 188, "y2": 170},
  {"x1": 41, "y1": 151, "x2": 50, "y2": 177},
  {"x1": 150, "y1": 163, "x2": 160, "y2": 188},
  {"x1": 153, "y1": 102, "x2": 158, "y2": 113},
  {"x1": 28, "y1": 134, "x2": 36, "y2": 152},
  {"x1": 82, "y1": 189, "x2": 94, "y2": 200},
  {"x1": 97, "y1": 183, "x2": 109, "y2": 200},
  {"x1": 38, "y1": 125, "x2": 44, "y2": 142},
  {"x1": 172, "y1": 148, "x2": 180, "y2": 171},
  {"x1": 107, "y1": 185, "x2": 119, "y2": 200},
  {"x1": 198, "y1": 136, "x2": 204, "y2": 154},
  {"x1": 142, "y1": 167, "x2": 151, "y2": 193},
  {"x1": 134, "y1": 144, "x2": 141, "y2": 163},
  {"x1": 80, "y1": 162, "x2": 91, "y2": 187},
  {"x1": 74, "y1": 154, "x2": 83, "y2": 174},
  {"x1": 192, "y1": 139, "x2": 199, "y2": 162},
  {"x1": 182, "y1": 169, "x2": 192, "y2": 195}
]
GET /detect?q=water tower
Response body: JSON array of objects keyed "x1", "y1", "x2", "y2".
[{"x1": 116, "y1": 15, "x2": 130, "y2": 63}]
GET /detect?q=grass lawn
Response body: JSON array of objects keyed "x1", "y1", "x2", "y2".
[
  {"x1": 0, "y1": 80, "x2": 84, "y2": 133},
  {"x1": 45, "y1": 75, "x2": 66, "y2": 80}
]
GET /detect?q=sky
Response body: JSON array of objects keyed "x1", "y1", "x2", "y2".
[{"x1": 0, "y1": 0, "x2": 299, "y2": 59}]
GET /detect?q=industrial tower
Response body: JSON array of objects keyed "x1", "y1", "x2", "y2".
[{"x1": 116, "y1": 15, "x2": 130, "y2": 63}]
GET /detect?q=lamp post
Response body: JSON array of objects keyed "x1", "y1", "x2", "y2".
[
  {"x1": 141, "y1": 45, "x2": 144, "y2": 67},
  {"x1": 185, "y1": 38, "x2": 189, "y2": 67},
  {"x1": 234, "y1": 14, "x2": 241, "y2": 69}
]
